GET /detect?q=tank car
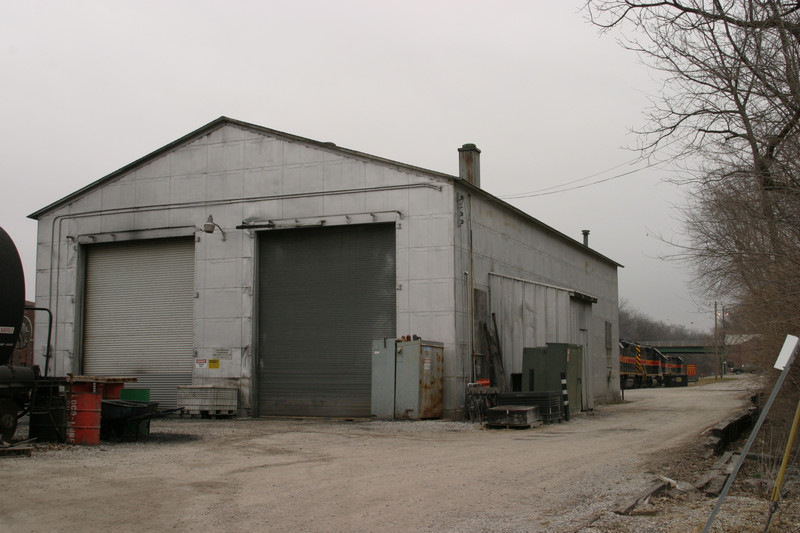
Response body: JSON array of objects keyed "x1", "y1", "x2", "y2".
[{"x1": 0, "y1": 226, "x2": 40, "y2": 441}]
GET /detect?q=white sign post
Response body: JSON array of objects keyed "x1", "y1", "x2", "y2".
[
  {"x1": 704, "y1": 334, "x2": 800, "y2": 532},
  {"x1": 774, "y1": 334, "x2": 798, "y2": 370}
]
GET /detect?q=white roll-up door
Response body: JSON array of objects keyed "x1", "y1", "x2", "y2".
[{"x1": 83, "y1": 238, "x2": 195, "y2": 407}]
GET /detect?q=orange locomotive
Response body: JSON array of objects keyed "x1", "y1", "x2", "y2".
[{"x1": 619, "y1": 339, "x2": 688, "y2": 388}]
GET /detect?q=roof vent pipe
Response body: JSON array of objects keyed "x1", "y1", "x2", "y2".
[
  {"x1": 458, "y1": 143, "x2": 481, "y2": 188},
  {"x1": 582, "y1": 229, "x2": 590, "y2": 246}
]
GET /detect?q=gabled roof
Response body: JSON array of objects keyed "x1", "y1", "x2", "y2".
[
  {"x1": 28, "y1": 116, "x2": 456, "y2": 220},
  {"x1": 29, "y1": 116, "x2": 621, "y2": 267}
]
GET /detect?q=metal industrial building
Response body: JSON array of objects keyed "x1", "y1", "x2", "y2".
[{"x1": 29, "y1": 117, "x2": 622, "y2": 418}]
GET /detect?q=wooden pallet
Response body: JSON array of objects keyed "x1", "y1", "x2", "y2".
[
  {"x1": 0, "y1": 443, "x2": 34, "y2": 457},
  {"x1": 485, "y1": 422, "x2": 542, "y2": 430},
  {"x1": 185, "y1": 409, "x2": 236, "y2": 418}
]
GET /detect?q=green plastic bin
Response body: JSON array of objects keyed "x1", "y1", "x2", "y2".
[{"x1": 119, "y1": 388, "x2": 150, "y2": 401}]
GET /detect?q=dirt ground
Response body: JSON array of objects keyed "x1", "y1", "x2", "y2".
[{"x1": 2, "y1": 375, "x2": 797, "y2": 532}]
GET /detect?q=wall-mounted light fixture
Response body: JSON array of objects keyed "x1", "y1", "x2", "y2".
[{"x1": 203, "y1": 215, "x2": 226, "y2": 241}]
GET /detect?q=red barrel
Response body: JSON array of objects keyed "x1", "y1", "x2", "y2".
[
  {"x1": 71, "y1": 382, "x2": 95, "y2": 393},
  {"x1": 66, "y1": 391, "x2": 101, "y2": 445},
  {"x1": 99, "y1": 383, "x2": 124, "y2": 399}
]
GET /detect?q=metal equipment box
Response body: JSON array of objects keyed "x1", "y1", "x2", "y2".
[
  {"x1": 177, "y1": 385, "x2": 238, "y2": 417},
  {"x1": 522, "y1": 343, "x2": 582, "y2": 418},
  {"x1": 371, "y1": 339, "x2": 443, "y2": 420}
]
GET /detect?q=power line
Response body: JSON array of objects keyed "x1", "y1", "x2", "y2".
[
  {"x1": 499, "y1": 135, "x2": 693, "y2": 199},
  {"x1": 509, "y1": 156, "x2": 642, "y2": 195},
  {"x1": 500, "y1": 158, "x2": 665, "y2": 199}
]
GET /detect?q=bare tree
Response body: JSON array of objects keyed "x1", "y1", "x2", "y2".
[
  {"x1": 587, "y1": 1, "x2": 800, "y2": 337},
  {"x1": 619, "y1": 298, "x2": 710, "y2": 340},
  {"x1": 588, "y1": 1, "x2": 800, "y2": 450},
  {"x1": 587, "y1": 2, "x2": 800, "y2": 176}
]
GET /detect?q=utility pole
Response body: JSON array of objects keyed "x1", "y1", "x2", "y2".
[
  {"x1": 714, "y1": 301, "x2": 719, "y2": 379},
  {"x1": 721, "y1": 304, "x2": 726, "y2": 376}
]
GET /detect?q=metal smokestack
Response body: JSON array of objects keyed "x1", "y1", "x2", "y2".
[
  {"x1": 582, "y1": 229, "x2": 590, "y2": 246},
  {"x1": 458, "y1": 143, "x2": 481, "y2": 188}
]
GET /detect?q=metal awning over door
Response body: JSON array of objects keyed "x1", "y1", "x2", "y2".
[
  {"x1": 82, "y1": 238, "x2": 195, "y2": 407},
  {"x1": 257, "y1": 224, "x2": 396, "y2": 417}
]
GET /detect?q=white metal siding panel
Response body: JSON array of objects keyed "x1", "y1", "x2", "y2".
[
  {"x1": 570, "y1": 299, "x2": 593, "y2": 410},
  {"x1": 510, "y1": 283, "x2": 524, "y2": 375},
  {"x1": 83, "y1": 238, "x2": 195, "y2": 407},
  {"x1": 533, "y1": 285, "x2": 548, "y2": 347},
  {"x1": 522, "y1": 283, "x2": 536, "y2": 349}
]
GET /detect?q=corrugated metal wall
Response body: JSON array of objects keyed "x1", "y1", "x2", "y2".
[
  {"x1": 488, "y1": 273, "x2": 593, "y2": 408},
  {"x1": 257, "y1": 224, "x2": 396, "y2": 417},
  {"x1": 489, "y1": 274, "x2": 570, "y2": 373},
  {"x1": 83, "y1": 238, "x2": 195, "y2": 407},
  {"x1": 569, "y1": 295, "x2": 593, "y2": 409}
]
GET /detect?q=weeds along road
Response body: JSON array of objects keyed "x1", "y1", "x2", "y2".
[{"x1": 1, "y1": 377, "x2": 754, "y2": 533}]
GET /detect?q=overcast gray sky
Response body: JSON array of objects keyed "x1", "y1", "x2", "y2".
[{"x1": 0, "y1": 1, "x2": 714, "y2": 331}]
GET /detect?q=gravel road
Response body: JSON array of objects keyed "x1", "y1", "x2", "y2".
[{"x1": 0, "y1": 377, "x2": 765, "y2": 532}]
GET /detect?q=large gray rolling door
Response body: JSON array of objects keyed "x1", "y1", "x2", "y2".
[
  {"x1": 257, "y1": 224, "x2": 396, "y2": 417},
  {"x1": 82, "y1": 238, "x2": 195, "y2": 407}
]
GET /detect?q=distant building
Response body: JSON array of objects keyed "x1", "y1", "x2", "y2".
[
  {"x1": 29, "y1": 117, "x2": 622, "y2": 417},
  {"x1": 725, "y1": 334, "x2": 760, "y2": 372}
]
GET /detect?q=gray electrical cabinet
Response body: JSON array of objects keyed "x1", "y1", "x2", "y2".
[
  {"x1": 371, "y1": 338, "x2": 397, "y2": 419},
  {"x1": 522, "y1": 343, "x2": 582, "y2": 417},
  {"x1": 371, "y1": 339, "x2": 443, "y2": 420}
]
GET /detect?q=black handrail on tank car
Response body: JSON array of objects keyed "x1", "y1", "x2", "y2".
[{"x1": 24, "y1": 307, "x2": 52, "y2": 377}]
